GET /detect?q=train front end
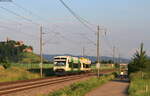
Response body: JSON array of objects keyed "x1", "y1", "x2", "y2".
[{"x1": 53, "y1": 56, "x2": 69, "y2": 75}]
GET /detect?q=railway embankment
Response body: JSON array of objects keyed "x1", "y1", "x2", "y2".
[
  {"x1": 1, "y1": 73, "x2": 94, "y2": 96},
  {"x1": 45, "y1": 73, "x2": 115, "y2": 96},
  {"x1": 0, "y1": 70, "x2": 114, "y2": 96}
]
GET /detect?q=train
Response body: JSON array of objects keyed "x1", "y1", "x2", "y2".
[{"x1": 53, "y1": 56, "x2": 92, "y2": 75}]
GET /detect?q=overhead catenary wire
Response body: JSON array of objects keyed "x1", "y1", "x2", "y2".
[
  {"x1": 58, "y1": 0, "x2": 95, "y2": 32},
  {"x1": 9, "y1": 1, "x2": 97, "y2": 47},
  {"x1": 1, "y1": 1, "x2": 115, "y2": 57},
  {"x1": 11, "y1": 2, "x2": 49, "y2": 23},
  {"x1": 0, "y1": 5, "x2": 93, "y2": 47},
  {"x1": 0, "y1": 25, "x2": 38, "y2": 40},
  {"x1": 45, "y1": 24, "x2": 96, "y2": 46},
  {"x1": 0, "y1": 6, "x2": 39, "y2": 25}
]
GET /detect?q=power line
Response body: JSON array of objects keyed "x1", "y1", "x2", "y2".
[
  {"x1": 11, "y1": 2, "x2": 48, "y2": 23},
  {"x1": 48, "y1": 24, "x2": 96, "y2": 46},
  {"x1": 0, "y1": 6, "x2": 39, "y2": 25},
  {"x1": 59, "y1": 0, "x2": 115, "y2": 51},
  {"x1": 10, "y1": 1, "x2": 96, "y2": 46},
  {"x1": 0, "y1": 24, "x2": 38, "y2": 40},
  {"x1": 58, "y1": 0, "x2": 95, "y2": 32}
]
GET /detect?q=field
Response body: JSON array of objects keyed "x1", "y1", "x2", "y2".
[
  {"x1": 12, "y1": 63, "x2": 53, "y2": 69},
  {"x1": 128, "y1": 72, "x2": 150, "y2": 96},
  {"x1": 11, "y1": 63, "x2": 55, "y2": 76},
  {"x1": 0, "y1": 63, "x2": 54, "y2": 82},
  {"x1": 0, "y1": 66, "x2": 40, "y2": 82},
  {"x1": 91, "y1": 64, "x2": 114, "y2": 70}
]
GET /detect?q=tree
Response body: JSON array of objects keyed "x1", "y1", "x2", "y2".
[
  {"x1": 0, "y1": 40, "x2": 34, "y2": 68},
  {"x1": 128, "y1": 43, "x2": 149, "y2": 74}
]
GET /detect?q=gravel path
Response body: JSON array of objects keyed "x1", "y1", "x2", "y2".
[{"x1": 85, "y1": 80, "x2": 129, "y2": 96}]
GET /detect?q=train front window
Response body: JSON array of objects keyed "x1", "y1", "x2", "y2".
[{"x1": 55, "y1": 61, "x2": 66, "y2": 66}]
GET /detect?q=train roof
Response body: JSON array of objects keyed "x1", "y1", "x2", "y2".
[{"x1": 54, "y1": 56, "x2": 71, "y2": 58}]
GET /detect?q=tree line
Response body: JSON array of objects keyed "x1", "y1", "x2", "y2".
[{"x1": 0, "y1": 40, "x2": 32, "y2": 68}]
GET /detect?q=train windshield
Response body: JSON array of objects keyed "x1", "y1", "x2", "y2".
[{"x1": 55, "y1": 61, "x2": 66, "y2": 66}]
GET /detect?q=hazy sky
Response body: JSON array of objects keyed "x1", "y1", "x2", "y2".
[{"x1": 0, "y1": 0, "x2": 149, "y2": 58}]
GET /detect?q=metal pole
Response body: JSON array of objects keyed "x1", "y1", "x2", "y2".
[
  {"x1": 97, "y1": 25, "x2": 100, "y2": 77},
  {"x1": 113, "y1": 46, "x2": 115, "y2": 64},
  {"x1": 118, "y1": 52, "x2": 121, "y2": 74},
  {"x1": 40, "y1": 25, "x2": 43, "y2": 78}
]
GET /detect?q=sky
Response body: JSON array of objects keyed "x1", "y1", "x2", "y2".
[{"x1": 0, "y1": 0, "x2": 149, "y2": 58}]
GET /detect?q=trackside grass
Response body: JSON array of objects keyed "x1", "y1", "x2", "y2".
[
  {"x1": 0, "y1": 66, "x2": 40, "y2": 82},
  {"x1": 12, "y1": 63, "x2": 53, "y2": 69},
  {"x1": 45, "y1": 74, "x2": 115, "y2": 96},
  {"x1": 128, "y1": 72, "x2": 150, "y2": 96}
]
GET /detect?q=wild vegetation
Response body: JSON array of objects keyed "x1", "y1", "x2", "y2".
[
  {"x1": 12, "y1": 63, "x2": 53, "y2": 69},
  {"x1": 128, "y1": 43, "x2": 150, "y2": 96},
  {"x1": 0, "y1": 40, "x2": 51, "y2": 82},
  {"x1": 46, "y1": 74, "x2": 115, "y2": 96},
  {"x1": 0, "y1": 66, "x2": 40, "y2": 82},
  {"x1": 0, "y1": 40, "x2": 32, "y2": 68},
  {"x1": 0, "y1": 40, "x2": 48, "y2": 69},
  {"x1": 128, "y1": 72, "x2": 150, "y2": 96}
]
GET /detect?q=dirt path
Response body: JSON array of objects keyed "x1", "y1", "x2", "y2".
[{"x1": 85, "y1": 80, "x2": 129, "y2": 96}]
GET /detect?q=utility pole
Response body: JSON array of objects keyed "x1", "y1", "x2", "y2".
[
  {"x1": 40, "y1": 25, "x2": 43, "y2": 78},
  {"x1": 96, "y1": 25, "x2": 100, "y2": 77},
  {"x1": 118, "y1": 52, "x2": 121, "y2": 73},
  {"x1": 113, "y1": 46, "x2": 115, "y2": 64}
]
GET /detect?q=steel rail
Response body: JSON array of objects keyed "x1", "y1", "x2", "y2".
[{"x1": 0, "y1": 73, "x2": 94, "y2": 95}]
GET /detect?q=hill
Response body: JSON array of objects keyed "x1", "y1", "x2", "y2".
[{"x1": 43, "y1": 54, "x2": 130, "y2": 63}]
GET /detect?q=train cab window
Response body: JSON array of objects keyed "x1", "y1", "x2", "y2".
[
  {"x1": 55, "y1": 61, "x2": 66, "y2": 66},
  {"x1": 83, "y1": 64, "x2": 86, "y2": 68},
  {"x1": 83, "y1": 64, "x2": 90, "y2": 68},
  {"x1": 86, "y1": 65, "x2": 90, "y2": 68}
]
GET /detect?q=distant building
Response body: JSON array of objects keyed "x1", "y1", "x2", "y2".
[
  {"x1": 17, "y1": 41, "x2": 24, "y2": 46},
  {"x1": 0, "y1": 38, "x2": 33, "y2": 53},
  {"x1": 23, "y1": 47, "x2": 33, "y2": 53}
]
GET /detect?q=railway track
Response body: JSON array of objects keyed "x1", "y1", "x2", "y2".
[
  {"x1": 0, "y1": 69, "x2": 115, "y2": 95},
  {"x1": 0, "y1": 73, "x2": 94, "y2": 95}
]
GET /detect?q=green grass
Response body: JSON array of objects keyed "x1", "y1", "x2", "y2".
[
  {"x1": 12, "y1": 63, "x2": 53, "y2": 69},
  {"x1": 45, "y1": 74, "x2": 115, "y2": 96},
  {"x1": 11, "y1": 63, "x2": 55, "y2": 77},
  {"x1": 0, "y1": 66, "x2": 40, "y2": 82},
  {"x1": 128, "y1": 72, "x2": 150, "y2": 96},
  {"x1": 91, "y1": 64, "x2": 115, "y2": 70}
]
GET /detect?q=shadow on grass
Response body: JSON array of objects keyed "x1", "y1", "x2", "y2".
[
  {"x1": 112, "y1": 79, "x2": 130, "y2": 83},
  {"x1": 27, "y1": 68, "x2": 55, "y2": 77}
]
